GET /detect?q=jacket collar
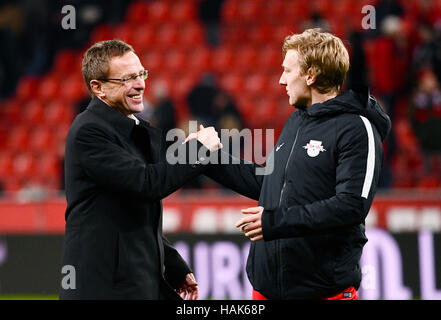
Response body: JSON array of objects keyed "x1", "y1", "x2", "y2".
[{"x1": 86, "y1": 97, "x2": 149, "y2": 137}]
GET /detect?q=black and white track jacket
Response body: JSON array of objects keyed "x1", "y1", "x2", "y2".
[{"x1": 207, "y1": 86, "x2": 391, "y2": 299}]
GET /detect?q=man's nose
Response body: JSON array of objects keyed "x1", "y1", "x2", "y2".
[
  {"x1": 279, "y1": 74, "x2": 286, "y2": 86},
  {"x1": 133, "y1": 76, "x2": 145, "y2": 89}
]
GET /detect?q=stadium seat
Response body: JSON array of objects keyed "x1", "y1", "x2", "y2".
[
  {"x1": 234, "y1": 47, "x2": 258, "y2": 73},
  {"x1": 131, "y1": 25, "x2": 156, "y2": 53},
  {"x1": 0, "y1": 152, "x2": 13, "y2": 178},
  {"x1": 221, "y1": 0, "x2": 240, "y2": 24},
  {"x1": 148, "y1": 1, "x2": 171, "y2": 24},
  {"x1": 186, "y1": 46, "x2": 211, "y2": 74},
  {"x1": 12, "y1": 152, "x2": 36, "y2": 179},
  {"x1": 24, "y1": 100, "x2": 44, "y2": 125},
  {"x1": 36, "y1": 74, "x2": 60, "y2": 102},
  {"x1": 61, "y1": 74, "x2": 87, "y2": 104},
  {"x1": 165, "y1": 50, "x2": 188, "y2": 72},
  {"x1": 28, "y1": 127, "x2": 56, "y2": 153},
  {"x1": 113, "y1": 24, "x2": 134, "y2": 44},
  {"x1": 52, "y1": 50, "x2": 78, "y2": 78},
  {"x1": 7, "y1": 126, "x2": 30, "y2": 152},
  {"x1": 243, "y1": 73, "x2": 267, "y2": 97},
  {"x1": 180, "y1": 23, "x2": 205, "y2": 47},
  {"x1": 155, "y1": 24, "x2": 178, "y2": 48},
  {"x1": 141, "y1": 50, "x2": 164, "y2": 75},
  {"x1": 238, "y1": 0, "x2": 263, "y2": 23},
  {"x1": 124, "y1": 1, "x2": 149, "y2": 26},
  {"x1": 219, "y1": 72, "x2": 244, "y2": 97},
  {"x1": 15, "y1": 76, "x2": 39, "y2": 102},
  {"x1": 170, "y1": 1, "x2": 197, "y2": 23},
  {"x1": 210, "y1": 46, "x2": 235, "y2": 74},
  {"x1": 43, "y1": 100, "x2": 73, "y2": 125},
  {"x1": 89, "y1": 24, "x2": 114, "y2": 44}
]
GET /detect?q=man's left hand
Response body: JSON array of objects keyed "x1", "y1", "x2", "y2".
[
  {"x1": 176, "y1": 273, "x2": 198, "y2": 300},
  {"x1": 236, "y1": 206, "x2": 264, "y2": 242}
]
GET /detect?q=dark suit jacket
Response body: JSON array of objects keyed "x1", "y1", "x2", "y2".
[{"x1": 60, "y1": 97, "x2": 209, "y2": 299}]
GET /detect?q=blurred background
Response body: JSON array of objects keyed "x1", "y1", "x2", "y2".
[{"x1": 0, "y1": 0, "x2": 440, "y2": 299}]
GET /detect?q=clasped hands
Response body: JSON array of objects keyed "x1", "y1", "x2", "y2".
[{"x1": 183, "y1": 124, "x2": 223, "y2": 152}]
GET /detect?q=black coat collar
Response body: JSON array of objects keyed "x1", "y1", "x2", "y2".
[{"x1": 86, "y1": 97, "x2": 150, "y2": 137}]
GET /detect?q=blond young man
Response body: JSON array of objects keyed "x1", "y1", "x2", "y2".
[{"x1": 202, "y1": 28, "x2": 392, "y2": 299}]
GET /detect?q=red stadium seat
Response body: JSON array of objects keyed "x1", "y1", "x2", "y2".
[
  {"x1": 234, "y1": 47, "x2": 258, "y2": 72},
  {"x1": 221, "y1": 0, "x2": 240, "y2": 24},
  {"x1": 35, "y1": 153, "x2": 61, "y2": 179},
  {"x1": 0, "y1": 152, "x2": 13, "y2": 178},
  {"x1": 243, "y1": 73, "x2": 267, "y2": 97},
  {"x1": 141, "y1": 50, "x2": 164, "y2": 75},
  {"x1": 124, "y1": 1, "x2": 149, "y2": 26},
  {"x1": 7, "y1": 126, "x2": 30, "y2": 152},
  {"x1": 24, "y1": 100, "x2": 44, "y2": 125},
  {"x1": 170, "y1": 1, "x2": 197, "y2": 23},
  {"x1": 186, "y1": 46, "x2": 211, "y2": 74},
  {"x1": 155, "y1": 24, "x2": 178, "y2": 48},
  {"x1": 210, "y1": 46, "x2": 235, "y2": 74},
  {"x1": 43, "y1": 100, "x2": 73, "y2": 125},
  {"x1": 12, "y1": 152, "x2": 36, "y2": 179},
  {"x1": 113, "y1": 24, "x2": 134, "y2": 44},
  {"x1": 89, "y1": 24, "x2": 114, "y2": 44},
  {"x1": 148, "y1": 1, "x2": 171, "y2": 24},
  {"x1": 220, "y1": 72, "x2": 244, "y2": 96},
  {"x1": 60, "y1": 74, "x2": 87, "y2": 104},
  {"x1": 131, "y1": 25, "x2": 156, "y2": 53},
  {"x1": 37, "y1": 74, "x2": 60, "y2": 102},
  {"x1": 165, "y1": 50, "x2": 188, "y2": 72},
  {"x1": 180, "y1": 23, "x2": 205, "y2": 47},
  {"x1": 238, "y1": 0, "x2": 263, "y2": 23},
  {"x1": 258, "y1": 47, "x2": 282, "y2": 73},
  {"x1": 28, "y1": 127, "x2": 56, "y2": 152},
  {"x1": 15, "y1": 76, "x2": 39, "y2": 102},
  {"x1": 52, "y1": 50, "x2": 77, "y2": 78}
]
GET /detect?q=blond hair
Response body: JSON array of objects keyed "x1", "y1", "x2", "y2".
[
  {"x1": 282, "y1": 28, "x2": 350, "y2": 94},
  {"x1": 82, "y1": 39, "x2": 134, "y2": 96}
]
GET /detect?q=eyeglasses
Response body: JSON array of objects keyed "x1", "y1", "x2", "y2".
[{"x1": 98, "y1": 70, "x2": 149, "y2": 83}]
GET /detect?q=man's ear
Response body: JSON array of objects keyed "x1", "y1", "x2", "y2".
[
  {"x1": 90, "y1": 80, "x2": 105, "y2": 99},
  {"x1": 305, "y1": 68, "x2": 317, "y2": 86}
]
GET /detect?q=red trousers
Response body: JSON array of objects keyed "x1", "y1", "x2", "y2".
[{"x1": 252, "y1": 286, "x2": 358, "y2": 300}]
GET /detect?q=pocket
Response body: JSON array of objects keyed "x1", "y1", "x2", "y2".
[{"x1": 113, "y1": 233, "x2": 131, "y2": 287}]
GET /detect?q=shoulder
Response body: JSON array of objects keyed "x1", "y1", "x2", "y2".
[{"x1": 67, "y1": 110, "x2": 115, "y2": 143}]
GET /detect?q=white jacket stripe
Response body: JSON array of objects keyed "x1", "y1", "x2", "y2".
[{"x1": 360, "y1": 115, "x2": 375, "y2": 199}]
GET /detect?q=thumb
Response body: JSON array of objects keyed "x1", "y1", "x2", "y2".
[{"x1": 199, "y1": 124, "x2": 205, "y2": 130}]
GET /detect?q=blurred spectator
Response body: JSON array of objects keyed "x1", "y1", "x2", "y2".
[
  {"x1": 139, "y1": 80, "x2": 176, "y2": 149},
  {"x1": 16, "y1": 180, "x2": 47, "y2": 203},
  {"x1": 346, "y1": 31, "x2": 368, "y2": 89},
  {"x1": 187, "y1": 73, "x2": 219, "y2": 126},
  {"x1": 375, "y1": 0, "x2": 404, "y2": 35},
  {"x1": 410, "y1": 68, "x2": 441, "y2": 178},
  {"x1": 198, "y1": 0, "x2": 224, "y2": 46}
]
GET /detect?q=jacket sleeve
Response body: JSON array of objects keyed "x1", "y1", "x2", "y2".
[
  {"x1": 162, "y1": 235, "x2": 192, "y2": 288},
  {"x1": 75, "y1": 123, "x2": 210, "y2": 202},
  {"x1": 204, "y1": 150, "x2": 264, "y2": 201},
  {"x1": 262, "y1": 116, "x2": 383, "y2": 239}
]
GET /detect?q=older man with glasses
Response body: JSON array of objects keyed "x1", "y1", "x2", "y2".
[{"x1": 60, "y1": 40, "x2": 221, "y2": 300}]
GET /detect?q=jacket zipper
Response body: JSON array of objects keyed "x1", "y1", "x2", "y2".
[
  {"x1": 276, "y1": 115, "x2": 305, "y2": 298},
  {"x1": 279, "y1": 118, "x2": 304, "y2": 207}
]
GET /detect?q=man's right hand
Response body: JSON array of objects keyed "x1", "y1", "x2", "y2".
[{"x1": 183, "y1": 124, "x2": 223, "y2": 152}]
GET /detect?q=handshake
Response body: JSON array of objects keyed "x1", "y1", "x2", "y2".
[{"x1": 183, "y1": 124, "x2": 223, "y2": 152}]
